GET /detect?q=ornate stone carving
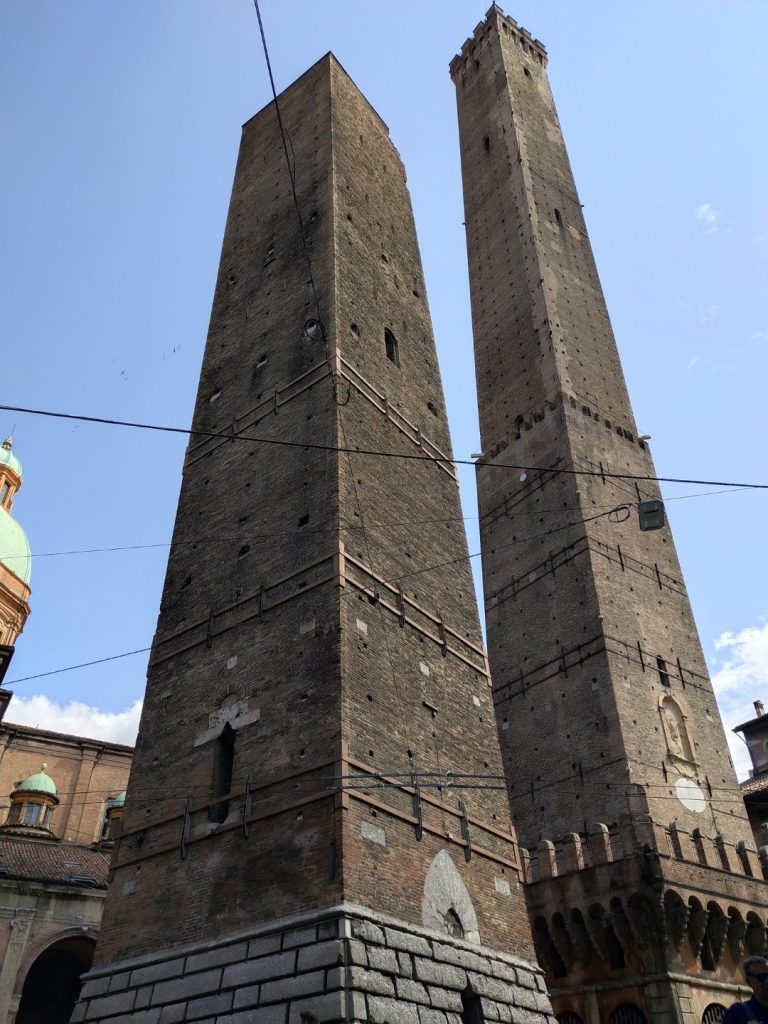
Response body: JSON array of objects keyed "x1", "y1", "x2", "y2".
[
  {"x1": 627, "y1": 893, "x2": 666, "y2": 973},
  {"x1": 664, "y1": 891, "x2": 690, "y2": 953},
  {"x1": 586, "y1": 906, "x2": 609, "y2": 962},
  {"x1": 570, "y1": 909, "x2": 592, "y2": 966},
  {"x1": 608, "y1": 900, "x2": 634, "y2": 960},
  {"x1": 746, "y1": 914, "x2": 768, "y2": 957},
  {"x1": 728, "y1": 914, "x2": 747, "y2": 964},
  {"x1": 550, "y1": 914, "x2": 572, "y2": 972},
  {"x1": 688, "y1": 903, "x2": 709, "y2": 958},
  {"x1": 707, "y1": 906, "x2": 728, "y2": 965}
]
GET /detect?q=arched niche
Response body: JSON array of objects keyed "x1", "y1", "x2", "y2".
[
  {"x1": 422, "y1": 849, "x2": 480, "y2": 944},
  {"x1": 659, "y1": 694, "x2": 695, "y2": 767}
]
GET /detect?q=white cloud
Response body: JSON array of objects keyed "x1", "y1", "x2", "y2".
[
  {"x1": 711, "y1": 621, "x2": 768, "y2": 779},
  {"x1": 6, "y1": 695, "x2": 142, "y2": 746},
  {"x1": 695, "y1": 202, "x2": 720, "y2": 233}
]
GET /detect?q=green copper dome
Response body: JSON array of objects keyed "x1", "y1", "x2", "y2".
[
  {"x1": 0, "y1": 506, "x2": 31, "y2": 584},
  {"x1": 0, "y1": 437, "x2": 22, "y2": 479},
  {"x1": 16, "y1": 764, "x2": 57, "y2": 796},
  {"x1": 0, "y1": 437, "x2": 30, "y2": 585},
  {"x1": 109, "y1": 790, "x2": 126, "y2": 807}
]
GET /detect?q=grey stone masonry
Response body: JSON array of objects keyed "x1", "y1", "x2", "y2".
[{"x1": 73, "y1": 905, "x2": 554, "y2": 1023}]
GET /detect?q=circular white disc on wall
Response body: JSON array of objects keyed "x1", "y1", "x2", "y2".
[{"x1": 675, "y1": 777, "x2": 707, "y2": 813}]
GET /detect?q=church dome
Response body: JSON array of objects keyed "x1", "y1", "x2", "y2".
[
  {"x1": 16, "y1": 764, "x2": 57, "y2": 796},
  {"x1": 0, "y1": 505, "x2": 31, "y2": 584},
  {"x1": 0, "y1": 437, "x2": 31, "y2": 585},
  {"x1": 0, "y1": 437, "x2": 22, "y2": 480}
]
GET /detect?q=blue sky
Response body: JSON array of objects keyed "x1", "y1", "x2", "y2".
[{"x1": 1, "y1": 1, "x2": 767, "y2": 777}]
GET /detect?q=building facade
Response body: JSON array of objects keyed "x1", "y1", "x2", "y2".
[
  {"x1": 71, "y1": 54, "x2": 552, "y2": 1024},
  {"x1": 451, "y1": 7, "x2": 768, "y2": 1024},
  {"x1": 0, "y1": 440, "x2": 132, "y2": 1024},
  {"x1": 734, "y1": 701, "x2": 768, "y2": 850},
  {"x1": 0, "y1": 702, "x2": 131, "y2": 1024},
  {"x1": 0, "y1": 438, "x2": 31, "y2": 654}
]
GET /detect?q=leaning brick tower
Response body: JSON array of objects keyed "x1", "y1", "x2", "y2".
[
  {"x1": 72, "y1": 55, "x2": 553, "y2": 1024},
  {"x1": 452, "y1": 7, "x2": 768, "y2": 1024}
]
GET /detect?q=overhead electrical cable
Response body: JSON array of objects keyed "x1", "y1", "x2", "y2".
[
  {"x1": 4, "y1": 505, "x2": 627, "y2": 686},
  {"x1": 2, "y1": 402, "x2": 766, "y2": 491}
]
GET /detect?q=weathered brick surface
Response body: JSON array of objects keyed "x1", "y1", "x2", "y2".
[
  {"x1": 451, "y1": 6, "x2": 768, "y2": 1023},
  {"x1": 82, "y1": 47, "x2": 535, "y2": 985},
  {"x1": 452, "y1": 0, "x2": 748, "y2": 854},
  {"x1": 72, "y1": 43, "x2": 549, "y2": 1024}
]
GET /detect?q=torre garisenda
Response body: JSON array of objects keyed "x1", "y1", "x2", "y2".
[{"x1": 67, "y1": 7, "x2": 767, "y2": 1024}]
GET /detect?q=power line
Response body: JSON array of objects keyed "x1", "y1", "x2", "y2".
[
  {"x1": 4, "y1": 505, "x2": 626, "y2": 686},
  {"x1": 3, "y1": 402, "x2": 767, "y2": 492},
  {"x1": 0, "y1": 485, "x2": 744, "y2": 566},
  {"x1": 6, "y1": 647, "x2": 151, "y2": 684}
]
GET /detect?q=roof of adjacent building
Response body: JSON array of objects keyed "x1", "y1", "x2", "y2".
[
  {"x1": 0, "y1": 837, "x2": 110, "y2": 888},
  {"x1": 741, "y1": 773, "x2": 768, "y2": 797},
  {"x1": 0, "y1": 716, "x2": 134, "y2": 754}
]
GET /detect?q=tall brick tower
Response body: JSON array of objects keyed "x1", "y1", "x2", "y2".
[
  {"x1": 452, "y1": 7, "x2": 768, "y2": 1023},
  {"x1": 73, "y1": 56, "x2": 553, "y2": 1024}
]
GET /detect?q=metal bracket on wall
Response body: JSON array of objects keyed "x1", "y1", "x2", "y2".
[
  {"x1": 241, "y1": 772, "x2": 252, "y2": 838},
  {"x1": 459, "y1": 797, "x2": 472, "y2": 862},
  {"x1": 438, "y1": 615, "x2": 448, "y2": 658},
  {"x1": 180, "y1": 797, "x2": 191, "y2": 859},
  {"x1": 412, "y1": 775, "x2": 423, "y2": 841}
]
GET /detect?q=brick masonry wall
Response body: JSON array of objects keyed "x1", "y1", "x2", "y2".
[
  {"x1": 74, "y1": 906, "x2": 554, "y2": 1024},
  {"x1": 451, "y1": 8, "x2": 748, "y2": 850},
  {"x1": 0, "y1": 723, "x2": 131, "y2": 844},
  {"x1": 88, "y1": 48, "x2": 539, "y2": 998}
]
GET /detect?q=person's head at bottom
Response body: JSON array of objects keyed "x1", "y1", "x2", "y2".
[{"x1": 744, "y1": 956, "x2": 768, "y2": 1007}]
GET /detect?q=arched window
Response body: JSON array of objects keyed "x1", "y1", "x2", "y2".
[
  {"x1": 384, "y1": 328, "x2": 400, "y2": 367},
  {"x1": 444, "y1": 908, "x2": 464, "y2": 938},
  {"x1": 609, "y1": 1005, "x2": 647, "y2": 1024},
  {"x1": 701, "y1": 1005, "x2": 726, "y2": 1024},
  {"x1": 209, "y1": 722, "x2": 236, "y2": 823},
  {"x1": 557, "y1": 1014, "x2": 584, "y2": 1024}
]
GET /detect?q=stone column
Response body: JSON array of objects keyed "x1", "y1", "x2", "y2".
[{"x1": 0, "y1": 909, "x2": 35, "y2": 1024}]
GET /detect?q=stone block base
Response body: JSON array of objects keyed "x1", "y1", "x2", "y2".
[{"x1": 72, "y1": 904, "x2": 554, "y2": 1023}]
